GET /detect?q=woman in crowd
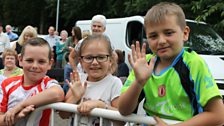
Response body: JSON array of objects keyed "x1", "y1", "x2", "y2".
[
  {"x1": 0, "y1": 48, "x2": 23, "y2": 84},
  {"x1": 12, "y1": 25, "x2": 37, "y2": 54},
  {"x1": 56, "y1": 30, "x2": 68, "y2": 68},
  {"x1": 62, "y1": 26, "x2": 82, "y2": 67}
]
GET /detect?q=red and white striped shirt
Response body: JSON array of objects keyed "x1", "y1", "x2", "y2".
[{"x1": 0, "y1": 75, "x2": 61, "y2": 126}]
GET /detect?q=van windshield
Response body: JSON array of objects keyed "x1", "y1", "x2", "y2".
[{"x1": 185, "y1": 22, "x2": 224, "y2": 55}]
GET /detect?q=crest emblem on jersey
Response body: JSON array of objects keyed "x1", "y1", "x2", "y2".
[{"x1": 158, "y1": 85, "x2": 166, "y2": 97}]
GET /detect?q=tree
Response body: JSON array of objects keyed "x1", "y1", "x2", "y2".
[
  {"x1": 2, "y1": 0, "x2": 47, "y2": 33},
  {"x1": 192, "y1": 0, "x2": 224, "y2": 34}
]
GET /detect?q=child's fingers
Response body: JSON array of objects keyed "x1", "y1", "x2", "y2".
[
  {"x1": 148, "y1": 57, "x2": 156, "y2": 70},
  {"x1": 70, "y1": 73, "x2": 74, "y2": 83},
  {"x1": 128, "y1": 54, "x2": 134, "y2": 68},
  {"x1": 73, "y1": 71, "x2": 80, "y2": 82},
  {"x1": 141, "y1": 43, "x2": 146, "y2": 58},
  {"x1": 131, "y1": 44, "x2": 137, "y2": 62},
  {"x1": 135, "y1": 41, "x2": 141, "y2": 58},
  {"x1": 83, "y1": 82, "x2": 87, "y2": 91},
  {"x1": 66, "y1": 79, "x2": 73, "y2": 90},
  {"x1": 66, "y1": 79, "x2": 70, "y2": 86},
  {"x1": 153, "y1": 115, "x2": 167, "y2": 126},
  {"x1": 4, "y1": 112, "x2": 15, "y2": 126}
]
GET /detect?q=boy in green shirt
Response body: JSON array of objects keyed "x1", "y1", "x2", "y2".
[{"x1": 118, "y1": 2, "x2": 224, "y2": 126}]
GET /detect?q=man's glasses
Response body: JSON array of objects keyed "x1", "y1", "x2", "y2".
[{"x1": 81, "y1": 55, "x2": 110, "y2": 63}]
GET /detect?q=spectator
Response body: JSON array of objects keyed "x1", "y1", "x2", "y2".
[
  {"x1": 12, "y1": 25, "x2": 37, "y2": 54},
  {"x1": 114, "y1": 49, "x2": 129, "y2": 83},
  {"x1": 0, "y1": 37, "x2": 64, "y2": 126},
  {"x1": 59, "y1": 34, "x2": 123, "y2": 126},
  {"x1": 62, "y1": 53, "x2": 72, "y2": 94},
  {"x1": 91, "y1": 14, "x2": 107, "y2": 35},
  {"x1": 55, "y1": 30, "x2": 67, "y2": 68},
  {"x1": 0, "y1": 22, "x2": 10, "y2": 69},
  {"x1": 69, "y1": 14, "x2": 110, "y2": 71},
  {"x1": 118, "y1": 2, "x2": 224, "y2": 126},
  {"x1": 62, "y1": 26, "x2": 82, "y2": 67},
  {"x1": 44, "y1": 26, "x2": 60, "y2": 48},
  {"x1": 0, "y1": 48, "x2": 23, "y2": 84},
  {"x1": 44, "y1": 26, "x2": 60, "y2": 68},
  {"x1": 5, "y1": 25, "x2": 18, "y2": 42}
]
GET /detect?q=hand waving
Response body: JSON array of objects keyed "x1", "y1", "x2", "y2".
[
  {"x1": 128, "y1": 41, "x2": 155, "y2": 86},
  {"x1": 67, "y1": 70, "x2": 87, "y2": 100}
]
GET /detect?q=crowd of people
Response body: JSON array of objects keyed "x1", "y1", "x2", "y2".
[{"x1": 0, "y1": 1, "x2": 223, "y2": 126}]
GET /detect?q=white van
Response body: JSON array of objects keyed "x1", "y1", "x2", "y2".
[{"x1": 76, "y1": 16, "x2": 224, "y2": 94}]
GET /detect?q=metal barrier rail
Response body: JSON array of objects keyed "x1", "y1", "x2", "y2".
[{"x1": 26, "y1": 102, "x2": 180, "y2": 126}]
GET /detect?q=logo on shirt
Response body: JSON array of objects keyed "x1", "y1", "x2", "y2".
[{"x1": 158, "y1": 85, "x2": 166, "y2": 97}]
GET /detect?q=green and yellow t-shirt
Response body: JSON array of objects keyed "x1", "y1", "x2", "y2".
[{"x1": 121, "y1": 48, "x2": 221, "y2": 121}]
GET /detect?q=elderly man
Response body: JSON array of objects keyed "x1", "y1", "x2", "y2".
[
  {"x1": 5, "y1": 25, "x2": 18, "y2": 41},
  {"x1": 44, "y1": 26, "x2": 60, "y2": 48},
  {"x1": 91, "y1": 14, "x2": 107, "y2": 35},
  {"x1": 70, "y1": 15, "x2": 108, "y2": 70}
]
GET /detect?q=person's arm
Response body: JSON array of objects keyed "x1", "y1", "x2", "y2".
[
  {"x1": 69, "y1": 48, "x2": 78, "y2": 70},
  {"x1": 118, "y1": 80, "x2": 144, "y2": 115},
  {"x1": 155, "y1": 97, "x2": 224, "y2": 126},
  {"x1": 20, "y1": 86, "x2": 64, "y2": 108},
  {"x1": 59, "y1": 71, "x2": 86, "y2": 119},
  {"x1": 0, "y1": 105, "x2": 35, "y2": 126},
  {"x1": 0, "y1": 113, "x2": 7, "y2": 126},
  {"x1": 118, "y1": 42, "x2": 155, "y2": 115},
  {"x1": 4, "y1": 85, "x2": 64, "y2": 125}
]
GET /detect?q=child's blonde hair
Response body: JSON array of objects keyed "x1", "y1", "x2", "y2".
[
  {"x1": 78, "y1": 34, "x2": 113, "y2": 57},
  {"x1": 144, "y1": 2, "x2": 186, "y2": 31}
]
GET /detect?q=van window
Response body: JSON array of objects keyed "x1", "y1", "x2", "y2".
[
  {"x1": 185, "y1": 22, "x2": 224, "y2": 55},
  {"x1": 126, "y1": 21, "x2": 151, "y2": 54}
]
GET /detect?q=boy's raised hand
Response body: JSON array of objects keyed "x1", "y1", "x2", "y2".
[
  {"x1": 128, "y1": 41, "x2": 155, "y2": 86},
  {"x1": 67, "y1": 70, "x2": 87, "y2": 100}
]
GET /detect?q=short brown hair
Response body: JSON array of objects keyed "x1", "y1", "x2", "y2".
[
  {"x1": 20, "y1": 37, "x2": 52, "y2": 60},
  {"x1": 2, "y1": 48, "x2": 18, "y2": 63},
  {"x1": 115, "y1": 49, "x2": 125, "y2": 64},
  {"x1": 72, "y1": 26, "x2": 82, "y2": 41},
  {"x1": 144, "y1": 2, "x2": 186, "y2": 31}
]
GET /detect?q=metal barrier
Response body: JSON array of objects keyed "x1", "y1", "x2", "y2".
[{"x1": 26, "y1": 102, "x2": 180, "y2": 126}]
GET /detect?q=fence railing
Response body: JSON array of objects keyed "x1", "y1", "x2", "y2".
[{"x1": 26, "y1": 102, "x2": 181, "y2": 126}]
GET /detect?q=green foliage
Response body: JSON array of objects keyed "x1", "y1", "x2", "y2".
[
  {"x1": 192, "y1": 0, "x2": 224, "y2": 32},
  {"x1": 1, "y1": 0, "x2": 223, "y2": 35}
]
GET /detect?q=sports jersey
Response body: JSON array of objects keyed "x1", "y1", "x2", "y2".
[
  {"x1": 121, "y1": 48, "x2": 222, "y2": 121},
  {"x1": 0, "y1": 75, "x2": 61, "y2": 126},
  {"x1": 71, "y1": 73, "x2": 122, "y2": 126}
]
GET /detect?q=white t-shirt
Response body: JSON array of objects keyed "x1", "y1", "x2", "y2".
[
  {"x1": 73, "y1": 73, "x2": 122, "y2": 126},
  {"x1": 0, "y1": 76, "x2": 61, "y2": 126}
]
